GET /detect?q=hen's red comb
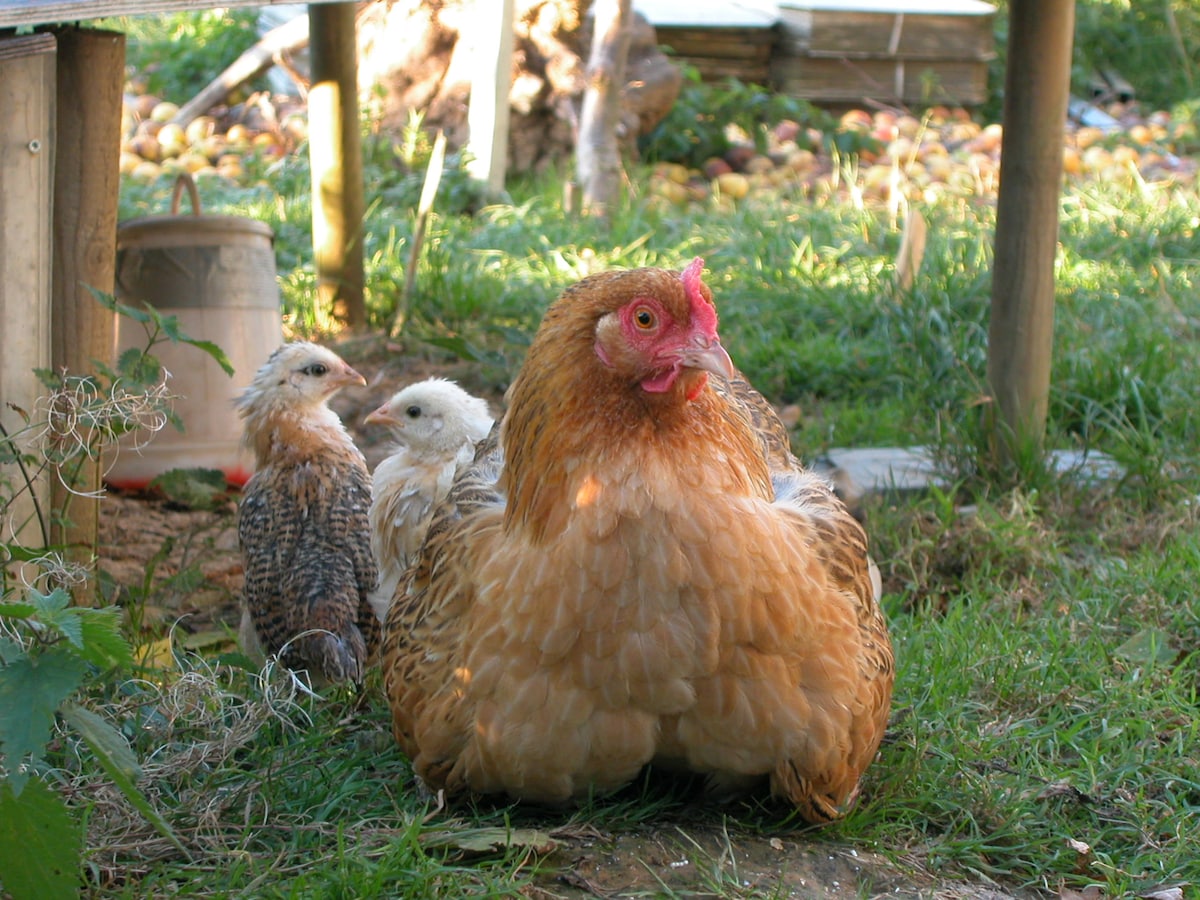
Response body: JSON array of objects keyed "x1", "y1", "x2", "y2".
[{"x1": 680, "y1": 257, "x2": 718, "y2": 335}]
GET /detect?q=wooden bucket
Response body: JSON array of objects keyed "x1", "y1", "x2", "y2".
[{"x1": 105, "y1": 174, "x2": 282, "y2": 489}]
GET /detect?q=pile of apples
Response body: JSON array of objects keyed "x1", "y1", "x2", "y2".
[
  {"x1": 119, "y1": 94, "x2": 307, "y2": 184},
  {"x1": 117, "y1": 86, "x2": 1198, "y2": 203},
  {"x1": 648, "y1": 102, "x2": 1198, "y2": 210}
]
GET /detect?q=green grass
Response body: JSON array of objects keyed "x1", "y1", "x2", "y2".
[
  {"x1": 90, "y1": 141, "x2": 1200, "y2": 897},
  {"x1": 56, "y1": 14, "x2": 1196, "y2": 888}
]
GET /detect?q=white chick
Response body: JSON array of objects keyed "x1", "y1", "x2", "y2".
[{"x1": 364, "y1": 378, "x2": 493, "y2": 621}]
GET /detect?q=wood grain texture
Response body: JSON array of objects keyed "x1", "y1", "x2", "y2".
[{"x1": 0, "y1": 0, "x2": 352, "y2": 30}]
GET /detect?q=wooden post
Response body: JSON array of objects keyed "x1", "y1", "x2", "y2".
[
  {"x1": 466, "y1": 0, "x2": 514, "y2": 197},
  {"x1": 0, "y1": 33, "x2": 56, "y2": 592},
  {"x1": 308, "y1": 2, "x2": 366, "y2": 332},
  {"x1": 986, "y1": 0, "x2": 1075, "y2": 462},
  {"x1": 49, "y1": 26, "x2": 124, "y2": 602}
]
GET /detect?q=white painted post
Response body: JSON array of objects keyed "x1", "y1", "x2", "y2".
[{"x1": 466, "y1": 0, "x2": 515, "y2": 197}]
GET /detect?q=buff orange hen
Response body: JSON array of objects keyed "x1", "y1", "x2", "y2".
[{"x1": 382, "y1": 260, "x2": 893, "y2": 821}]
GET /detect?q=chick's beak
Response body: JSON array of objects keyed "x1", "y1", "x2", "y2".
[
  {"x1": 681, "y1": 334, "x2": 735, "y2": 380},
  {"x1": 363, "y1": 401, "x2": 396, "y2": 427},
  {"x1": 335, "y1": 364, "x2": 368, "y2": 390}
]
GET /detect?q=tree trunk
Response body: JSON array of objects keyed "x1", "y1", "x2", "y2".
[{"x1": 576, "y1": 0, "x2": 631, "y2": 217}]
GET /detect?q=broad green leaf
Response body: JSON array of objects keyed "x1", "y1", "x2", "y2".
[
  {"x1": 75, "y1": 608, "x2": 133, "y2": 670},
  {"x1": 30, "y1": 590, "x2": 80, "y2": 648},
  {"x1": 157, "y1": 311, "x2": 184, "y2": 343},
  {"x1": 149, "y1": 467, "x2": 229, "y2": 510},
  {"x1": 58, "y1": 703, "x2": 140, "y2": 782},
  {"x1": 116, "y1": 346, "x2": 163, "y2": 386},
  {"x1": 0, "y1": 650, "x2": 87, "y2": 796},
  {"x1": 0, "y1": 602, "x2": 38, "y2": 621},
  {"x1": 0, "y1": 637, "x2": 24, "y2": 666},
  {"x1": 0, "y1": 778, "x2": 82, "y2": 900},
  {"x1": 422, "y1": 335, "x2": 485, "y2": 362},
  {"x1": 180, "y1": 338, "x2": 235, "y2": 376},
  {"x1": 59, "y1": 702, "x2": 191, "y2": 860},
  {"x1": 1114, "y1": 627, "x2": 1177, "y2": 666}
]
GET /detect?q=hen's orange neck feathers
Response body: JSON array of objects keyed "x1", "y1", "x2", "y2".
[{"x1": 501, "y1": 262, "x2": 767, "y2": 542}]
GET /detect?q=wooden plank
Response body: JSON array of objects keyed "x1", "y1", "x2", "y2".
[
  {"x1": 986, "y1": 0, "x2": 1074, "y2": 461},
  {"x1": 49, "y1": 26, "x2": 124, "y2": 601},
  {"x1": 657, "y1": 26, "x2": 777, "y2": 46},
  {"x1": 0, "y1": 0, "x2": 353, "y2": 29},
  {"x1": 658, "y1": 30, "x2": 776, "y2": 61},
  {"x1": 0, "y1": 33, "x2": 55, "y2": 580},
  {"x1": 308, "y1": 1, "x2": 365, "y2": 331},
  {"x1": 773, "y1": 56, "x2": 989, "y2": 104},
  {"x1": 634, "y1": 0, "x2": 778, "y2": 29},
  {"x1": 779, "y1": 9, "x2": 994, "y2": 58}
]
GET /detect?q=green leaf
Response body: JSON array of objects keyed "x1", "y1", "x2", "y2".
[
  {"x1": 75, "y1": 608, "x2": 133, "y2": 670},
  {"x1": 1114, "y1": 627, "x2": 1177, "y2": 666},
  {"x1": 0, "y1": 637, "x2": 25, "y2": 666},
  {"x1": 59, "y1": 702, "x2": 192, "y2": 860},
  {"x1": 0, "y1": 778, "x2": 82, "y2": 900},
  {"x1": 419, "y1": 826, "x2": 558, "y2": 856},
  {"x1": 115, "y1": 346, "x2": 163, "y2": 386},
  {"x1": 149, "y1": 467, "x2": 229, "y2": 510},
  {"x1": 86, "y1": 283, "x2": 153, "y2": 326},
  {"x1": 422, "y1": 335, "x2": 485, "y2": 362},
  {"x1": 0, "y1": 649, "x2": 87, "y2": 796},
  {"x1": 157, "y1": 311, "x2": 184, "y2": 343},
  {"x1": 0, "y1": 601, "x2": 38, "y2": 621},
  {"x1": 58, "y1": 703, "x2": 140, "y2": 782},
  {"x1": 30, "y1": 590, "x2": 79, "y2": 648},
  {"x1": 180, "y1": 338, "x2": 235, "y2": 376}
]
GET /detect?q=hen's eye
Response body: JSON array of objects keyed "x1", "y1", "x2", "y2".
[
  {"x1": 302, "y1": 363, "x2": 329, "y2": 377},
  {"x1": 634, "y1": 308, "x2": 656, "y2": 330},
  {"x1": 405, "y1": 405, "x2": 422, "y2": 418}
]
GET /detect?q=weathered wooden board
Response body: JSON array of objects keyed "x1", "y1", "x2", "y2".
[
  {"x1": 773, "y1": 55, "x2": 989, "y2": 105},
  {"x1": 0, "y1": 32, "x2": 55, "y2": 564},
  {"x1": 0, "y1": 0, "x2": 349, "y2": 29},
  {"x1": 778, "y1": 6, "x2": 994, "y2": 59}
]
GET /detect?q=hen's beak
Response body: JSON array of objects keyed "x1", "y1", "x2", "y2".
[{"x1": 681, "y1": 335, "x2": 735, "y2": 379}]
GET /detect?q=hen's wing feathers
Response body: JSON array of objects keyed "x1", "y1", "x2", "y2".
[
  {"x1": 703, "y1": 373, "x2": 893, "y2": 820},
  {"x1": 711, "y1": 371, "x2": 798, "y2": 471}
]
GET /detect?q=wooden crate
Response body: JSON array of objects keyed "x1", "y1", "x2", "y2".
[
  {"x1": 774, "y1": 0, "x2": 996, "y2": 106},
  {"x1": 636, "y1": 0, "x2": 779, "y2": 85}
]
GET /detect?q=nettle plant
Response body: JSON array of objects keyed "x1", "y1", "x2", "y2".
[{"x1": 0, "y1": 290, "x2": 231, "y2": 899}]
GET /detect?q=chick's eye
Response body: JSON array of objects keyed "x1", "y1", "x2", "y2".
[
  {"x1": 405, "y1": 405, "x2": 422, "y2": 418},
  {"x1": 633, "y1": 307, "x2": 656, "y2": 330},
  {"x1": 302, "y1": 363, "x2": 328, "y2": 377}
]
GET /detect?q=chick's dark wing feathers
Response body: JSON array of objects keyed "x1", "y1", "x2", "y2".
[{"x1": 240, "y1": 456, "x2": 379, "y2": 682}]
